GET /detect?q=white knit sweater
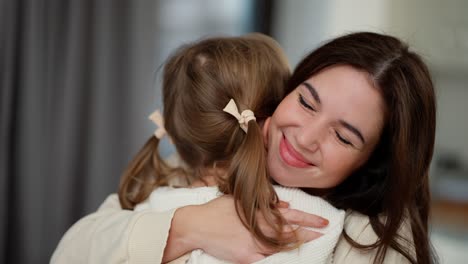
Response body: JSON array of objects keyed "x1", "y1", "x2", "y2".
[{"x1": 135, "y1": 186, "x2": 345, "y2": 264}]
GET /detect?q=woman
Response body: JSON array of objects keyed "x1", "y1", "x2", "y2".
[
  {"x1": 290, "y1": 32, "x2": 436, "y2": 263},
  {"x1": 52, "y1": 32, "x2": 437, "y2": 264}
]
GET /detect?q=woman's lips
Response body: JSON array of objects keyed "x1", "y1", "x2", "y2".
[{"x1": 279, "y1": 135, "x2": 312, "y2": 168}]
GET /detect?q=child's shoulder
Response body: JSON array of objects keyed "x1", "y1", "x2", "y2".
[
  {"x1": 135, "y1": 186, "x2": 221, "y2": 212},
  {"x1": 273, "y1": 186, "x2": 346, "y2": 233}
]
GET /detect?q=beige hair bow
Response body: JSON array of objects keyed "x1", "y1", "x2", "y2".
[
  {"x1": 148, "y1": 110, "x2": 167, "y2": 139},
  {"x1": 223, "y1": 99, "x2": 256, "y2": 133}
]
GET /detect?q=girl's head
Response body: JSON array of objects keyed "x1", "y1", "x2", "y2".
[
  {"x1": 161, "y1": 33, "x2": 288, "y2": 174},
  {"x1": 119, "y1": 33, "x2": 293, "y2": 249},
  {"x1": 265, "y1": 32, "x2": 436, "y2": 263}
]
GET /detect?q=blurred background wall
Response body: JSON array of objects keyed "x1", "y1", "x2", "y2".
[{"x1": 1, "y1": 0, "x2": 467, "y2": 263}]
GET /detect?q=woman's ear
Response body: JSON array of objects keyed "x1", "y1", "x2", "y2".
[{"x1": 262, "y1": 117, "x2": 271, "y2": 149}]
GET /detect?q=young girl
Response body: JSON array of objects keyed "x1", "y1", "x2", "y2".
[{"x1": 119, "y1": 33, "x2": 344, "y2": 263}]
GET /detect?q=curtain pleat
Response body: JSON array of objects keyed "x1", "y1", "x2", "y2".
[{"x1": 0, "y1": 1, "x2": 158, "y2": 262}]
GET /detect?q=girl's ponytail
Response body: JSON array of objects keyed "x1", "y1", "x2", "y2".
[
  {"x1": 220, "y1": 121, "x2": 296, "y2": 250},
  {"x1": 118, "y1": 136, "x2": 171, "y2": 209}
]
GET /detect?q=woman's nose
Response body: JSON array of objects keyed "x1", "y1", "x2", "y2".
[{"x1": 296, "y1": 122, "x2": 325, "y2": 153}]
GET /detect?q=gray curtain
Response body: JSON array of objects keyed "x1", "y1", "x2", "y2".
[{"x1": 0, "y1": 0, "x2": 159, "y2": 263}]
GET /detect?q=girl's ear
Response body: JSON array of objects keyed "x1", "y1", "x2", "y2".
[{"x1": 262, "y1": 117, "x2": 271, "y2": 149}]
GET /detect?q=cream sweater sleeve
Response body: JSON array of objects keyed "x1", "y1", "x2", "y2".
[
  {"x1": 51, "y1": 194, "x2": 176, "y2": 264},
  {"x1": 331, "y1": 211, "x2": 414, "y2": 264}
]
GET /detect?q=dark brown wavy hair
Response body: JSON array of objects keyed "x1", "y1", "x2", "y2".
[
  {"x1": 118, "y1": 33, "x2": 296, "y2": 250},
  {"x1": 291, "y1": 32, "x2": 437, "y2": 264}
]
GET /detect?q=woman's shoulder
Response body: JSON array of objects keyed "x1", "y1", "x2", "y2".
[{"x1": 331, "y1": 210, "x2": 414, "y2": 264}]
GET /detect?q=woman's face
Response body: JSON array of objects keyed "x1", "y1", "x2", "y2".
[{"x1": 264, "y1": 65, "x2": 385, "y2": 188}]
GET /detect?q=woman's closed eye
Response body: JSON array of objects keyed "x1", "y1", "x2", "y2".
[
  {"x1": 335, "y1": 131, "x2": 353, "y2": 146},
  {"x1": 298, "y1": 94, "x2": 316, "y2": 111}
]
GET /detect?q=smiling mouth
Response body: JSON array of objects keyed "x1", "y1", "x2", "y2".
[{"x1": 279, "y1": 135, "x2": 313, "y2": 168}]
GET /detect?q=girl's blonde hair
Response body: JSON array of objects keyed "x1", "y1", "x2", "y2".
[{"x1": 119, "y1": 33, "x2": 294, "y2": 249}]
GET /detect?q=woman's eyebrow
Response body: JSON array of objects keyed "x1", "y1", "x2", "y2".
[
  {"x1": 339, "y1": 120, "x2": 366, "y2": 144},
  {"x1": 302, "y1": 82, "x2": 321, "y2": 104}
]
